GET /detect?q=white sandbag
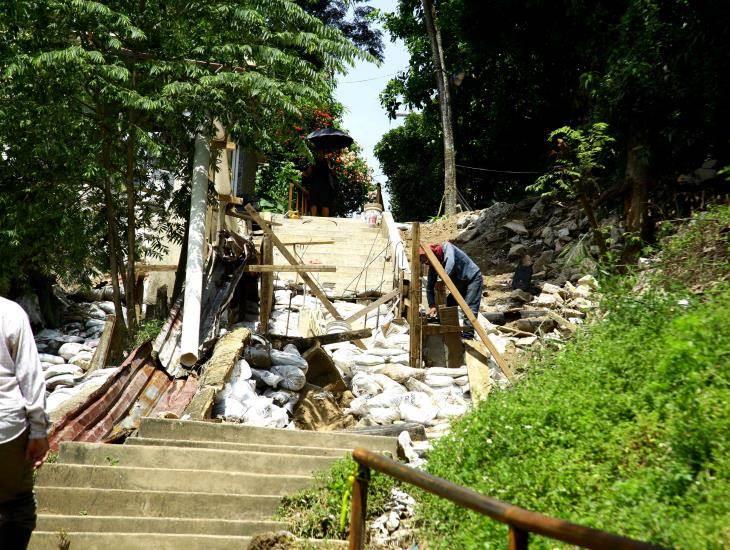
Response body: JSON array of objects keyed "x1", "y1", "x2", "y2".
[
  {"x1": 379, "y1": 365, "x2": 426, "y2": 384},
  {"x1": 35, "y1": 329, "x2": 63, "y2": 342},
  {"x1": 437, "y1": 401, "x2": 469, "y2": 419},
  {"x1": 69, "y1": 352, "x2": 93, "y2": 369},
  {"x1": 251, "y1": 368, "x2": 284, "y2": 388},
  {"x1": 270, "y1": 364, "x2": 306, "y2": 391},
  {"x1": 368, "y1": 407, "x2": 401, "y2": 425},
  {"x1": 44, "y1": 364, "x2": 83, "y2": 380},
  {"x1": 454, "y1": 375, "x2": 470, "y2": 386},
  {"x1": 97, "y1": 301, "x2": 116, "y2": 314},
  {"x1": 46, "y1": 373, "x2": 82, "y2": 390},
  {"x1": 390, "y1": 354, "x2": 410, "y2": 365},
  {"x1": 368, "y1": 347, "x2": 404, "y2": 358},
  {"x1": 245, "y1": 346, "x2": 272, "y2": 368},
  {"x1": 346, "y1": 396, "x2": 372, "y2": 416},
  {"x1": 424, "y1": 375, "x2": 456, "y2": 388},
  {"x1": 270, "y1": 348, "x2": 308, "y2": 373},
  {"x1": 232, "y1": 359, "x2": 252, "y2": 381},
  {"x1": 353, "y1": 354, "x2": 384, "y2": 366},
  {"x1": 398, "y1": 392, "x2": 439, "y2": 425},
  {"x1": 39, "y1": 353, "x2": 65, "y2": 365},
  {"x1": 223, "y1": 397, "x2": 248, "y2": 419},
  {"x1": 405, "y1": 377, "x2": 437, "y2": 397},
  {"x1": 266, "y1": 403, "x2": 290, "y2": 428},
  {"x1": 274, "y1": 289, "x2": 292, "y2": 304},
  {"x1": 351, "y1": 372, "x2": 384, "y2": 397},
  {"x1": 332, "y1": 347, "x2": 358, "y2": 376},
  {"x1": 58, "y1": 342, "x2": 92, "y2": 361},
  {"x1": 231, "y1": 379, "x2": 257, "y2": 403},
  {"x1": 426, "y1": 367, "x2": 468, "y2": 377},
  {"x1": 370, "y1": 373, "x2": 408, "y2": 394},
  {"x1": 241, "y1": 396, "x2": 276, "y2": 427},
  {"x1": 367, "y1": 389, "x2": 407, "y2": 409},
  {"x1": 264, "y1": 389, "x2": 300, "y2": 413}
]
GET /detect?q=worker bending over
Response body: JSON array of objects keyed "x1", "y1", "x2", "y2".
[{"x1": 420, "y1": 242, "x2": 483, "y2": 338}]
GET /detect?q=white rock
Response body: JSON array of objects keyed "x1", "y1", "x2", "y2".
[
  {"x1": 534, "y1": 293, "x2": 562, "y2": 307},
  {"x1": 503, "y1": 220, "x2": 529, "y2": 235},
  {"x1": 386, "y1": 511, "x2": 400, "y2": 532},
  {"x1": 577, "y1": 274, "x2": 599, "y2": 289},
  {"x1": 541, "y1": 282, "x2": 562, "y2": 295},
  {"x1": 557, "y1": 227, "x2": 571, "y2": 238}
]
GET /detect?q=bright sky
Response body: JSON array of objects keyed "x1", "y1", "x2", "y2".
[{"x1": 335, "y1": 0, "x2": 410, "y2": 209}]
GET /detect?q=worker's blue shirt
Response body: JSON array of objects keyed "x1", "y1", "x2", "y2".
[{"x1": 426, "y1": 242, "x2": 481, "y2": 307}]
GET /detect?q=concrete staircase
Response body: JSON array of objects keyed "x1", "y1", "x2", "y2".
[
  {"x1": 31, "y1": 418, "x2": 396, "y2": 549},
  {"x1": 259, "y1": 214, "x2": 395, "y2": 296}
]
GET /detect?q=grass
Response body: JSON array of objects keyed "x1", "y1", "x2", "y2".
[
  {"x1": 417, "y1": 206, "x2": 730, "y2": 549},
  {"x1": 276, "y1": 456, "x2": 399, "y2": 540},
  {"x1": 132, "y1": 318, "x2": 164, "y2": 348}
]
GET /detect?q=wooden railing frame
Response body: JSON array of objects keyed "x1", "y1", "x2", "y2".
[
  {"x1": 288, "y1": 180, "x2": 309, "y2": 214},
  {"x1": 349, "y1": 448, "x2": 660, "y2": 550}
]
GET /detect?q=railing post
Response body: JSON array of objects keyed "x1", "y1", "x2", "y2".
[
  {"x1": 508, "y1": 525, "x2": 529, "y2": 550},
  {"x1": 348, "y1": 464, "x2": 371, "y2": 550},
  {"x1": 288, "y1": 181, "x2": 294, "y2": 213}
]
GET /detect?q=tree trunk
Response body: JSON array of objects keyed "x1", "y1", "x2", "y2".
[
  {"x1": 623, "y1": 136, "x2": 651, "y2": 262},
  {"x1": 422, "y1": 0, "x2": 457, "y2": 216},
  {"x1": 100, "y1": 128, "x2": 128, "y2": 340},
  {"x1": 578, "y1": 193, "x2": 606, "y2": 254},
  {"x1": 124, "y1": 116, "x2": 138, "y2": 332}
]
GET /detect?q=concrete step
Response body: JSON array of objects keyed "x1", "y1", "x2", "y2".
[
  {"x1": 30, "y1": 532, "x2": 252, "y2": 550},
  {"x1": 35, "y1": 514, "x2": 285, "y2": 536},
  {"x1": 58, "y1": 441, "x2": 337, "y2": 476},
  {"x1": 271, "y1": 252, "x2": 391, "y2": 267},
  {"x1": 126, "y1": 436, "x2": 352, "y2": 458},
  {"x1": 36, "y1": 487, "x2": 280, "y2": 520},
  {"x1": 138, "y1": 418, "x2": 398, "y2": 455},
  {"x1": 36, "y1": 463, "x2": 312, "y2": 496}
]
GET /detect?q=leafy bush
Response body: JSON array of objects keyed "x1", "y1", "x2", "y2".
[
  {"x1": 276, "y1": 456, "x2": 399, "y2": 540},
  {"x1": 418, "y1": 208, "x2": 730, "y2": 548},
  {"x1": 133, "y1": 319, "x2": 164, "y2": 348}
]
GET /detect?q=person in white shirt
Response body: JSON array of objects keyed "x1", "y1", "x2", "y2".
[{"x1": 0, "y1": 297, "x2": 49, "y2": 549}]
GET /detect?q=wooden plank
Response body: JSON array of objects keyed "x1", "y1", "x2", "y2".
[
  {"x1": 259, "y1": 237, "x2": 273, "y2": 333},
  {"x1": 421, "y1": 243, "x2": 514, "y2": 382},
  {"x1": 343, "y1": 288, "x2": 400, "y2": 324},
  {"x1": 88, "y1": 314, "x2": 116, "y2": 372},
  {"x1": 218, "y1": 193, "x2": 244, "y2": 206},
  {"x1": 243, "y1": 264, "x2": 336, "y2": 273},
  {"x1": 409, "y1": 222, "x2": 422, "y2": 369},
  {"x1": 268, "y1": 328, "x2": 373, "y2": 353},
  {"x1": 439, "y1": 306, "x2": 464, "y2": 369},
  {"x1": 464, "y1": 340, "x2": 492, "y2": 403},
  {"x1": 422, "y1": 324, "x2": 462, "y2": 336},
  {"x1": 244, "y1": 204, "x2": 367, "y2": 349},
  {"x1": 396, "y1": 270, "x2": 405, "y2": 321}
]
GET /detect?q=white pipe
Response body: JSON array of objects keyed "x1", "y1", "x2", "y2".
[{"x1": 180, "y1": 133, "x2": 210, "y2": 367}]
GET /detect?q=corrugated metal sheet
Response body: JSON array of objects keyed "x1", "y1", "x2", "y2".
[{"x1": 48, "y1": 342, "x2": 197, "y2": 450}]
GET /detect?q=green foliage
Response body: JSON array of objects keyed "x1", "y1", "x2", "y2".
[
  {"x1": 256, "y1": 160, "x2": 301, "y2": 212},
  {"x1": 417, "y1": 208, "x2": 730, "y2": 548},
  {"x1": 374, "y1": 112, "x2": 442, "y2": 221},
  {"x1": 529, "y1": 123, "x2": 615, "y2": 200},
  {"x1": 276, "y1": 456, "x2": 398, "y2": 540},
  {"x1": 133, "y1": 318, "x2": 164, "y2": 349}
]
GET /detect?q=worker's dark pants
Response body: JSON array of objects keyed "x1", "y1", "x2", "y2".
[
  {"x1": 446, "y1": 274, "x2": 483, "y2": 336},
  {"x1": 0, "y1": 430, "x2": 36, "y2": 550}
]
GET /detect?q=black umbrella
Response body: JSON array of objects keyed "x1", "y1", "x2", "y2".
[{"x1": 306, "y1": 127, "x2": 354, "y2": 151}]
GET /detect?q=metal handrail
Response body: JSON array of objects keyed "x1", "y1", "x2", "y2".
[{"x1": 349, "y1": 448, "x2": 660, "y2": 550}]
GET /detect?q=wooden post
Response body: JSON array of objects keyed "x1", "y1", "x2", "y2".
[
  {"x1": 259, "y1": 237, "x2": 273, "y2": 334},
  {"x1": 245, "y1": 204, "x2": 367, "y2": 349},
  {"x1": 409, "y1": 223, "x2": 422, "y2": 369},
  {"x1": 439, "y1": 306, "x2": 464, "y2": 368},
  {"x1": 508, "y1": 525, "x2": 529, "y2": 550},
  {"x1": 396, "y1": 270, "x2": 405, "y2": 320},
  {"x1": 464, "y1": 340, "x2": 492, "y2": 403},
  {"x1": 348, "y1": 464, "x2": 371, "y2": 550},
  {"x1": 288, "y1": 182, "x2": 294, "y2": 213},
  {"x1": 88, "y1": 314, "x2": 117, "y2": 372},
  {"x1": 420, "y1": 243, "x2": 514, "y2": 381}
]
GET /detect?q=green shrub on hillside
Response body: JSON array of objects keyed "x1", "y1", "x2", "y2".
[
  {"x1": 419, "y1": 280, "x2": 729, "y2": 547},
  {"x1": 276, "y1": 456, "x2": 398, "y2": 540}
]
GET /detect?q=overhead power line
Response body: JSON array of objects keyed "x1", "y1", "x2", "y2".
[
  {"x1": 456, "y1": 163, "x2": 542, "y2": 175},
  {"x1": 339, "y1": 71, "x2": 404, "y2": 84}
]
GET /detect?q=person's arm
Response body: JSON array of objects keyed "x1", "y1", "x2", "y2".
[
  {"x1": 13, "y1": 312, "x2": 48, "y2": 440},
  {"x1": 443, "y1": 243, "x2": 456, "y2": 276},
  {"x1": 426, "y1": 265, "x2": 437, "y2": 309}
]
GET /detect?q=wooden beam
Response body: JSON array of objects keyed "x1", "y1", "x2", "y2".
[
  {"x1": 420, "y1": 243, "x2": 514, "y2": 382},
  {"x1": 87, "y1": 314, "x2": 116, "y2": 372},
  {"x1": 259, "y1": 237, "x2": 273, "y2": 333},
  {"x1": 344, "y1": 288, "x2": 400, "y2": 324},
  {"x1": 280, "y1": 239, "x2": 335, "y2": 246},
  {"x1": 244, "y1": 204, "x2": 367, "y2": 349},
  {"x1": 218, "y1": 193, "x2": 245, "y2": 206},
  {"x1": 243, "y1": 264, "x2": 336, "y2": 273},
  {"x1": 464, "y1": 340, "x2": 492, "y2": 403},
  {"x1": 439, "y1": 306, "x2": 464, "y2": 369},
  {"x1": 268, "y1": 328, "x2": 373, "y2": 353},
  {"x1": 409, "y1": 222, "x2": 422, "y2": 368},
  {"x1": 421, "y1": 324, "x2": 462, "y2": 336}
]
